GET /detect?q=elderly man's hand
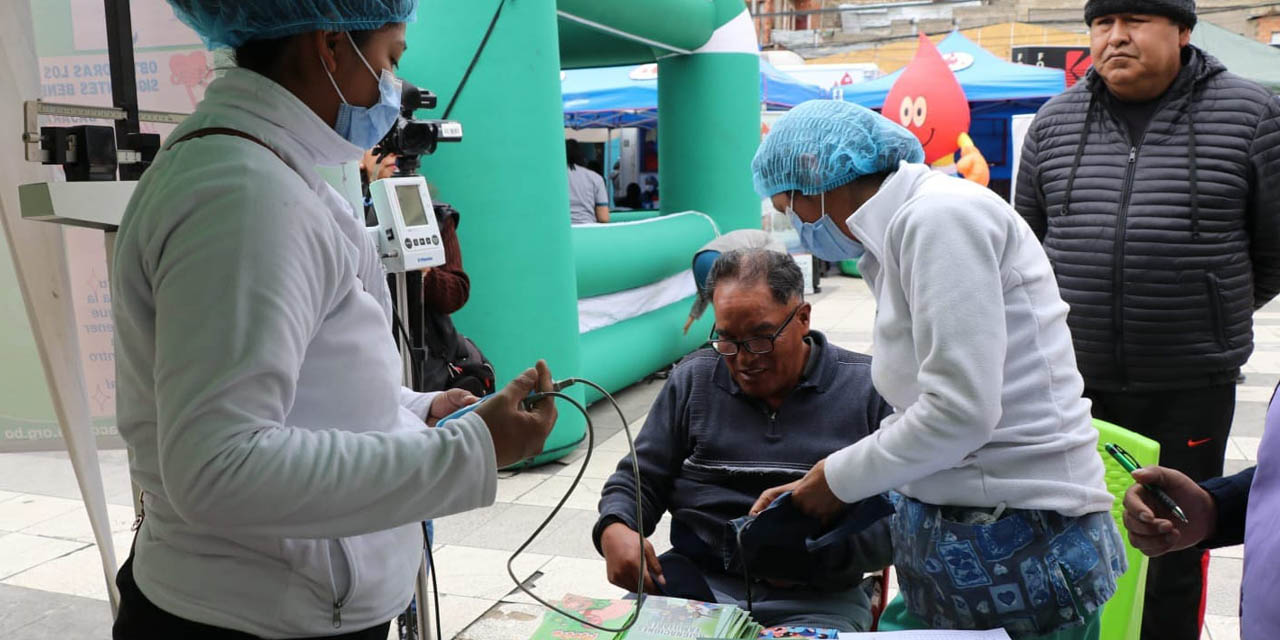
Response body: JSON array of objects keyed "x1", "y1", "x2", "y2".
[
  {"x1": 600, "y1": 522, "x2": 665, "y2": 593},
  {"x1": 1122, "y1": 466, "x2": 1218, "y2": 557},
  {"x1": 750, "y1": 459, "x2": 845, "y2": 521}
]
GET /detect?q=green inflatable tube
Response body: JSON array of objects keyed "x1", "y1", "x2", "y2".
[
  {"x1": 579, "y1": 295, "x2": 715, "y2": 405},
  {"x1": 574, "y1": 212, "x2": 718, "y2": 298},
  {"x1": 607, "y1": 209, "x2": 661, "y2": 224},
  {"x1": 840, "y1": 259, "x2": 862, "y2": 278},
  {"x1": 405, "y1": 0, "x2": 586, "y2": 462}
]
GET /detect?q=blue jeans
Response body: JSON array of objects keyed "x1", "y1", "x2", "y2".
[{"x1": 890, "y1": 495, "x2": 1126, "y2": 639}]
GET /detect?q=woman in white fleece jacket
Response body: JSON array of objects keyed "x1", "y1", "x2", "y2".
[
  {"x1": 110, "y1": 3, "x2": 555, "y2": 638},
  {"x1": 749, "y1": 101, "x2": 1125, "y2": 640}
]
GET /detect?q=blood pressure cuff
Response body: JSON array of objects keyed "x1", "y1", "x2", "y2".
[{"x1": 722, "y1": 491, "x2": 894, "y2": 589}]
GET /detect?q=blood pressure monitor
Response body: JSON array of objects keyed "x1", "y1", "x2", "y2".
[{"x1": 368, "y1": 176, "x2": 446, "y2": 273}]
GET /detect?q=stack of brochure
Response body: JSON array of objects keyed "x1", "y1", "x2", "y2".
[{"x1": 527, "y1": 594, "x2": 763, "y2": 640}]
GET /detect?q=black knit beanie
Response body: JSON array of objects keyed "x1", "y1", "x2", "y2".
[{"x1": 1084, "y1": 0, "x2": 1197, "y2": 28}]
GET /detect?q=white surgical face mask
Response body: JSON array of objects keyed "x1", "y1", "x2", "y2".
[{"x1": 786, "y1": 191, "x2": 865, "y2": 262}]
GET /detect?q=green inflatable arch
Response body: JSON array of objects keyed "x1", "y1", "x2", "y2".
[{"x1": 401, "y1": 0, "x2": 760, "y2": 463}]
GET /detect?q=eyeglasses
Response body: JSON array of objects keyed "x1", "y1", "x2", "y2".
[{"x1": 709, "y1": 304, "x2": 802, "y2": 356}]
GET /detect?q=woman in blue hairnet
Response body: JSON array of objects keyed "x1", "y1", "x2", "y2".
[
  {"x1": 110, "y1": 2, "x2": 557, "y2": 638},
  {"x1": 749, "y1": 101, "x2": 1124, "y2": 640}
]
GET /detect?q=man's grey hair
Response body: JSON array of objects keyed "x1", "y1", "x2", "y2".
[{"x1": 704, "y1": 248, "x2": 804, "y2": 307}]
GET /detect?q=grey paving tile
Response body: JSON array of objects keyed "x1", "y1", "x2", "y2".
[
  {"x1": 499, "y1": 556, "x2": 624, "y2": 607},
  {"x1": 1204, "y1": 613, "x2": 1241, "y2": 640},
  {"x1": 456, "y1": 601, "x2": 545, "y2": 640},
  {"x1": 587, "y1": 378, "x2": 665, "y2": 433},
  {"x1": 431, "y1": 501, "x2": 514, "y2": 547},
  {"x1": 1232, "y1": 437, "x2": 1261, "y2": 462},
  {"x1": 1223, "y1": 459, "x2": 1255, "y2": 477},
  {"x1": 0, "y1": 451, "x2": 134, "y2": 508},
  {"x1": 1204, "y1": 556, "x2": 1242, "y2": 618},
  {"x1": 436, "y1": 503, "x2": 555, "y2": 552},
  {"x1": 429, "y1": 545, "x2": 551, "y2": 600},
  {"x1": 0, "y1": 533, "x2": 86, "y2": 579},
  {"x1": 1230, "y1": 401, "x2": 1269, "y2": 438},
  {"x1": 424, "y1": 594, "x2": 499, "y2": 640},
  {"x1": 524, "y1": 508, "x2": 604, "y2": 560},
  {"x1": 0, "y1": 583, "x2": 112, "y2": 640},
  {"x1": 0, "y1": 495, "x2": 82, "y2": 532}
]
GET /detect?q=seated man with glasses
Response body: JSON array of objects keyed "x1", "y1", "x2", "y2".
[{"x1": 592, "y1": 248, "x2": 893, "y2": 632}]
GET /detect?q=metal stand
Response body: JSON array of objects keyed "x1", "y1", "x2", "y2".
[
  {"x1": 394, "y1": 271, "x2": 434, "y2": 640},
  {"x1": 415, "y1": 554, "x2": 434, "y2": 640}
]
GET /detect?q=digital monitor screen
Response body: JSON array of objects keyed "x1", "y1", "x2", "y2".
[{"x1": 396, "y1": 185, "x2": 429, "y2": 227}]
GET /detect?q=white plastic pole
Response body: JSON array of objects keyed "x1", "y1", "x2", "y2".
[{"x1": 0, "y1": 0, "x2": 120, "y2": 614}]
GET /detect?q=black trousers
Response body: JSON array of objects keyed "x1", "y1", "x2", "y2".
[
  {"x1": 1084, "y1": 383, "x2": 1236, "y2": 640},
  {"x1": 113, "y1": 552, "x2": 391, "y2": 640}
]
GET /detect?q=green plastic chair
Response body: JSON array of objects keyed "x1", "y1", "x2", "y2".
[
  {"x1": 839, "y1": 258, "x2": 861, "y2": 278},
  {"x1": 1092, "y1": 418, "x2": 1159, "y2": 640}
]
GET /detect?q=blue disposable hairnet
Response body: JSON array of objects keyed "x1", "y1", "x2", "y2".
[
  {"x1": 168, "y1": 0, "x2": 418, "y2": 50},
  {"x1": 752, "y1": 100, "x2": 924, "y2": 198}
]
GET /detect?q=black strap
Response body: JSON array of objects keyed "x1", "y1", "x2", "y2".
[
  {"x1": 442, "y1": 0, "x2": 507, "y2": 119},
  {"x1": 165, "y1": 127, "x2": 284, "y2": 163}
]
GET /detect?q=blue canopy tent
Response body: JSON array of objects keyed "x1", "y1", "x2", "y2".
[
  {"x1": 840, "y1": 31, "x2": 1065, "y2": 182},
  {"x1": 563, "y1": 58, "x2": 830, "y2": 129}
]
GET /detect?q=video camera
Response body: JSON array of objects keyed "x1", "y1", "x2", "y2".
[{"x1": 372, "y1": 80, "x2": 463, "y2": 177}]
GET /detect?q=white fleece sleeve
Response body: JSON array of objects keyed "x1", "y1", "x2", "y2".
[
  {"x1": 825, "y1": 196, "x2": 1010, "y2": 503},
  {"x1": 401, "y1": 388, "x2": 442, "y2": 421},
  {"x1": 147, "y1": 172, "x2": 496, "y2": 539}
]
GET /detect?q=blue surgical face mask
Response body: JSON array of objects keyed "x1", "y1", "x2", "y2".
[
  {"x1": 786, "y1": 192, "x2": 865, "y2": 262},
  {"x1": 323, "y1": 32, "x2": 402, "y2": 150}
]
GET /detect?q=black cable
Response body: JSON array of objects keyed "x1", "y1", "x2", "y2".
[
  {"x1": 735, "y1": 525, "x2": 753, "y2": 615},
  {"x1": 391, "y1": 304, "x2": 426, "y2": 388},
  {"x1": 505, "y1": 383, "x2": 648, "y2": 633},
  {"x1": 442, "y1": 0, "x2": 507, "y2": 120}
]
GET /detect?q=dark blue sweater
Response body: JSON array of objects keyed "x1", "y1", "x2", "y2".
[{"x1": 593, "y1": 331, "x2": 894, "y2": 588}]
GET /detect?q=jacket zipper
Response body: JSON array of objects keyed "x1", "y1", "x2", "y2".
[
  {"x1": 766, "y1": 410, "x2": 781, "y2": 440},
  {"x1": 1206, "y1": 272, "x2": 1229, "y2": 349},
  {"x1": 1112, "y1": 145, "x2": 1140, "y2": 389},
  {"x1": 326, "y1": 539, "x2": 357, "y2": 629}
]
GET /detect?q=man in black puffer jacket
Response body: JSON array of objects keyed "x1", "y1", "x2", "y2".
[{"x1": 1016, "y1": 1, "x2": 1280, "y2": 638}]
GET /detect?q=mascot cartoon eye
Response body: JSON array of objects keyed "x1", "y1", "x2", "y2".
[
  {"x1": 899, "y1": 96, "x2": 914, "y2": 127},
  {"x1": 912, "y1": 96, "x2": 928, "y2": 128}
]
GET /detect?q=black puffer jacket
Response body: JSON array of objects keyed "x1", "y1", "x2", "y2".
[{"x1": 1016, "y1": 46, "x2": 1280, "y2": 392}]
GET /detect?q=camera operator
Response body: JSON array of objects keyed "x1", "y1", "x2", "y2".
[
  {"x1": 110, "y1": 3, "x2": 556, "y2": 638},
  {"x1": 359, "y1": 150, "x2": 491, "y2": 397}
]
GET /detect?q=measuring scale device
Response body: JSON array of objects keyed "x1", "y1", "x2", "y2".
[{"x1": 368, "y1": 175, "x2": 446, "y2": 272}]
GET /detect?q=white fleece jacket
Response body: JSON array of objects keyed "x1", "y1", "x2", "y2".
[
  {"x1": 824, "y1": 162, "x2": 1113, "y2": 517},
  {"x1": 111, "y1": 69, "x2": 497, "y2": 637}
]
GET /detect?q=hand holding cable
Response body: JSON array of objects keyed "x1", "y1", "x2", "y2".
[{"x1": 474, "y1": 360, "x2": 557, "y2": 467}]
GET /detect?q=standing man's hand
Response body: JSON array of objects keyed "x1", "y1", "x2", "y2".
[
  {"x1": 475, "y1": 360, "x2": 557, "y2": 467},
  {"x1": 600, "y1": 522, "x2": 666, "y2": 593},
  {"x1": 750, "y1": 459, "x2": 845, "y2": 521},
  {"x1": 1122, "y1": 466, "x2": 1219, "y2": 557},
  {"x1": 426, "y1": 388, "x2": 479, "y2": 427}
]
